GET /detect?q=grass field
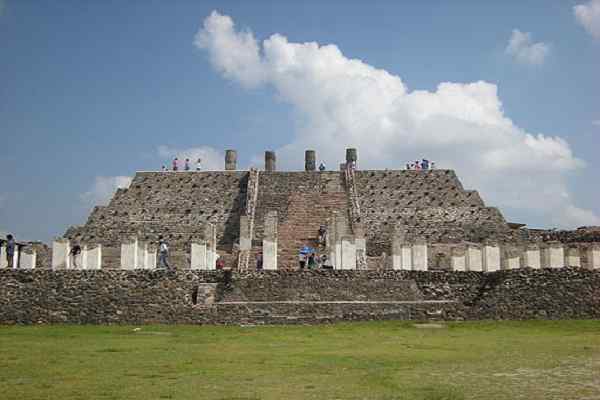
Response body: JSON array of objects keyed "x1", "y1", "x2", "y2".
[{"x1": 0, "y1": 321, "x2": 599, "y2": 400}]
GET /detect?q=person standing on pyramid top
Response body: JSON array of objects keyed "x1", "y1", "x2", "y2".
[
  {"x1": 184, "y1": 159, "x2": 191, "y2": 171},
  {"x1": 196, "y1": 158, "x2": 202, "y2": 171},
  {"x1": 172, "y1": 157, "x2": 179, "y2": 171}
]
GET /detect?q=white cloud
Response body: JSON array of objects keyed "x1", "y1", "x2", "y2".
[
  {"x1": 81, "y1": 176, "x2": 132, "y2": 207},
  {"x1": 505, "y1": 29, "x2": 550, "y2": 65},
  {"x1": 157, "y1": 145, "x2": 224, "y2": 170},
  {"x1": 195, "y1": 11, "x2": 599, "y2": 229},
  {"x1": 575, "y1": 0, "x2": 600, "y2": 39},
  {"x1": 593, "y1": 120, "x2": 600, "y2": 126}
]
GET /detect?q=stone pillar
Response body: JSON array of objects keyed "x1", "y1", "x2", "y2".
[
  {"x1": 120, "y1": 237, "x2": 138, "y2": 269},
  {"x1": 145, "y1": 244, "x2": 156, "y2": 269},
  {"x1": 52, "y1": 238, "x2": 71, "y2": 270},
  {"x1": 327, "y1": 214, "x2": 337, "y2": 268},
  {"x1": 305, "y1": 150, "x2": 316, "y2": 171},
  {"x1": 586, "y1": 245, "x2": 600, "y2": 269},
  {"x1": 542, "y1": 243, "x2": 564, "y2": 269},
  {"x1": 465, "y1": 244, "x2": 482, "y2": 272},
  {"x1": 340, "y1": 236, "x2": 357, "y2": 270},
  {"x1": 521, "y1": 245, "x2": 541, "y2": 269},
  {"x1": 86, "y1": 244, "x2": 102, "y2": 270},
  {"x1": 239, "y1": 215, "x2": 251, "y2": 251},
  {"x1": 411, "y1": 240, "x2": 428, "y2": 271},
  {"x1": 205, "y1": 224, "x2": 217, "y2": 270},
  {"x1": 354, "y1": 224, "x2": 366, "y2": 264},
  {"x1": 450, "y1": 246, "x2": 466, "y2": 271},
  {"x1": 482, "y1": 244, "x2": 501, "y2": 272},
  {"x1": 0, "y1": 244, "x2": 7, "y2": 268},
  {"x1": 502, "y1": 247, "x2": 521, "y2": 270},
  {"x1": 263, "y1": 211, "x2": 278, "y2": 270},
  {"x1": 137, "y1": 241, "x2": 148, "y2": 269},
  {"x1": 566, "y1": 247, "x2": 581, "y2": 268},
  {"x1": 20, "y1": 248, "x2": 36, "y2": 269},
  {"x1": 191, "y1": 241, "x2": 208, "y2": 270},
  {"x1": 265, "y1": 151, "x2": 276, "y2": 172},
  {"x1": 225, "y1": 149, "x2": 237, "y2": 171},
  {"x1": 345, "y1": 148, "x2": 358, "y2": 164},
  {"x1": 74, "y1": 250, "x2": 85, "y2": 270},
  {"x1": 334, "y1": 213, "x2": 348, "y2": 269}
]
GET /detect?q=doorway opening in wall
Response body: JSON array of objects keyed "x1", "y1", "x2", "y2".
[{"x1": 191, "y1": 286, "x2": 199, "y2": 305}]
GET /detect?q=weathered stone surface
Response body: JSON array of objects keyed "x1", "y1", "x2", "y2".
[{"x1": 2, "y1": 269, "x2": 596, "y2": 324}]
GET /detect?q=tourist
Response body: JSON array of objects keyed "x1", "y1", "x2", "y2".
[
  {"x1": 69, "y1": 243, "x2": 82, "y2": 268},
  {"x1": 321, "y1": 254, "x2": 333, "y2": 270},
  {"x1": 184, "y1": 159, "x2": 190, "y2": 171},
  {"x1": 307, "y1": 253, "x2": 317, "y2": 269},
  {"x1": 5, "y1": 234, "x2": 15, "y2": 269},
  {"x1": 422, "y1": 159, "x2": 429, "y2": 170},
  {"x1": 414, "y1": 160, "x2": 421, "y2": 171},
  {"x1": 196, "y1": 158, "x2": 202, "y2": 171},
  {"x1": 216, "y1": 256, "x2": 225, "y2": 270},
  {"x1": 406, "y1": 163, "x2": 410, "y2": 170},
  {"x1": 319, "y1": 162, "x2": 326, "y2": 171},
  {"x1": 256, "y1": 251, "x2": 263, "y2": 271},
  {"x1": 431, "y1": 162, "x2": 436, "y2": 170},
  {"x1": 172, "y1": 158, "x2": 179, "y2": 171},
  {"x1": 158, "y1": 236, "x2": 170, "y2": 269},
  {"x1": 299, "y1": 252, "x2": 306, "y2": 269},
  {"x1": 161, "y1": 165, "x2": 166, "y2": 172},
  {"x1": 318, "y1": 225, "x2": 327, "y2": 245}
]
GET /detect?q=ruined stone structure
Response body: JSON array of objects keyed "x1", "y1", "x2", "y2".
[
  {"x1": 62, "y1": 148, "x2": 527, "y2": 270},
  {"x1": 1, "y1": 147, "x2": 600, "y2": 325}
]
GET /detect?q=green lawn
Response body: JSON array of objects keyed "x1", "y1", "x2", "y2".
[{"x1": 0, "y1": 321, "x2": 599, "y2": 400}]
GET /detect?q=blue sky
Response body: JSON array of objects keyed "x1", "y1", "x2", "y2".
[{"x1": 0, "y1": 0, "x2": 598, "y2": 242}]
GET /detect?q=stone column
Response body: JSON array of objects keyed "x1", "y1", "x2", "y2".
[
  {"x1": 411, "y1": 240, "x2": 428, "y2": 271},
  {"x1": 521, "y1": 244, "x2": 541, "y2": 269},
  {"x1": 239, "y1": 215, "x2": 251, "y2": 252},
  {"x1": 345, "y1": 148, "x2": 358, "y2": 164},
  {"x1": 502, "y1": 247, "x2": 521, "y2": 270},
  {"x1": 354, "y1": 223, "x2": 367, "y2": 268},
  {"x1": 541, "y1": 243, "x2": 564, "y2": 269},
  {"x1": 263, "y1": 211, "x2": 278, "y2": 270},
  {"x1": 20, "y1": 248, "x2": 36, "y2": 269},
  {"x1": 305, "y1": 150, "x2": 316, "y2": 171},
  {"x1": 566, "y1": 247, "x2": 581, "y2": 268},
  {"x1": 205, "y1": 224, "x2": 217, "y2": 270},
  {"x1": 191, "y1": 241, "x2": 208, "y2": 270},
  {"x1": 225, "y1": 149, "x2": 237, "y2": 171},
  {"x1": 265, "y1": 151, "x2": 276, "y2": 172},
  {"x1": 145, "y1": 244, "x2": 156, "y2": 269},
  {"x1": 86, "y1": 244, "x2": 102, "y2": 270},
  {"x1": 52, "y1": 238, "x2": 71, "y2": 270},
  {"x1": 327, "y1": 214, "x2": 337, "y2": 268},
  {"x1": 482, "y1": 243, "x2": 501, "y2": 272},
  {"x1": 137, "y1": 241, "x2": 148, "y2": 269},
  {"x1": 586, "y1": 245, "x2": 600, "y2": 269},
  {"x1": 451, "y1": 246, "x2": 466, "y2": 271},
  {"x1": 0, "y1": 244, "x2": 7, "y2": 268},
  {"x1": 334, "y1": 212, "x2": 348, "y2": 269},
  {"x1": 120, "y1": 237, "x2": 138, "y2": 269},
  {"x1": 340, "y1": 236, "x2": 357, "y2": 270},
  {"x1": 465, "y1": 244, "x2": 482, "y2": 272}
]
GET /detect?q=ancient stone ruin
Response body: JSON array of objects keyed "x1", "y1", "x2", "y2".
[{"x1": 1, "y1": 148, "x2": 600, "y2": 324}]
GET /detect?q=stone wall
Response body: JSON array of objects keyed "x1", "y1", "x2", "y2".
[{"x1": 1, "y1": 269, "x2": 598, "y2": 324}]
